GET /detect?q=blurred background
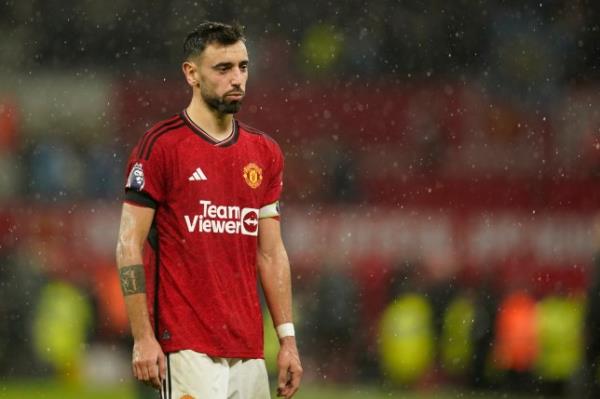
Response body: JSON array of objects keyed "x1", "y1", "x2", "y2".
[{"x1": 1, "y1": 0, "x2": 600, "y2": 398}]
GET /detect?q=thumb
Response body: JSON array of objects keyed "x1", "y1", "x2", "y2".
[{"x1": 158, "y1": 353, "x2": 166, "y2": 382}]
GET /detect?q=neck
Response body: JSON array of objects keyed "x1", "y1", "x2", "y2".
[{"x1": 186, "y1": 95, "x2": 233, "y2": 141}]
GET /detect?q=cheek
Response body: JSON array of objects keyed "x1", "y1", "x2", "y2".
[
  {"x1": 199, "y1": 76, "x2": 219, "y2": 93},
  {"x1": 197, "y1": 77, "x2": 208, "y2": 91},
  {"x1": 218, "y1": 77, "x2": 235, "y2": 94}
]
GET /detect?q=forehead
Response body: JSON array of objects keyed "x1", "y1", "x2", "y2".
[{"x1": 199, "y1": 41, "x2": 248, "y2": 65}]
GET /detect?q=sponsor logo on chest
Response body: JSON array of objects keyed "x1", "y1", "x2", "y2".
[{"x1": 183, "y1": 200, "x2": 258, "y2": 237}]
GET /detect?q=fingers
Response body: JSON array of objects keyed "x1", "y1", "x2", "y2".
[
  {"x1": 147, "y1": 358, "x2": 162, "y2": 389},
  {"x1": 158, "y1": 353, "x2": 167, "y2": 382},
  {"x1": 276, "y1": 343, "x2": 303, "y2": 398},
  {"x1": 276, "y1": 362, "x2": 303, "y2": 399},
  {"x1": 138, "y1": 361, "x2": 151, "y2": 384},
  {"x1": 133, "y1": 354, "x2": 164, "y2": 389},
  {"x1": 132, "y1": 362, "x2": 140, "y2": 381},
  {"x1": 132, "y1": 346, "x2": 142, "y2": 380},
  {"x1": 287, "y1": 365, "x2": 303, "y2": 398},
  {"x1": 131, "y1": 338, "x2": 166, "y2": 390},
  {"x1": 133, "y1": 360, "x2": 161, "y2": 389},
  {"x1": 277, "y1": 364, "x2": 288, "y2": 396},
  {"x1": 276, "y1": 372, "x2": 291, "y2": 398}
]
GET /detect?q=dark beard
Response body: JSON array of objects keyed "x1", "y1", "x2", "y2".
[{"x1": 202, "y1": 92, "x2": 242, "y2": 114}]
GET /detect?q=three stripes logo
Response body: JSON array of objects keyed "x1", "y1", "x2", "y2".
[{"x1": 189, "y1": 167, "x2": 208, "y2": 181}]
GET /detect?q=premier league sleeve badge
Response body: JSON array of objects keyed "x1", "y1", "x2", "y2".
[{"x1": 126, "y1": 162, "x2": 145, "y2": 191}]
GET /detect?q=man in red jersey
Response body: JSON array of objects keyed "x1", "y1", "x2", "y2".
[{"x1": 115, "y1": 22, "x2": 302, "y2": 399}]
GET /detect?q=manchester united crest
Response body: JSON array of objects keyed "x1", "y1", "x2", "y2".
[{"x1": 243, "y1": 163, "x2": 263, "y2": 189}]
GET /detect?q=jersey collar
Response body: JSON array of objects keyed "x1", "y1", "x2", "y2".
[{"x1": 181, "y1": 109, "x2": 239, "y2": 147}]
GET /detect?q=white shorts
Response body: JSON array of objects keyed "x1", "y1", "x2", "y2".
[{"x1": 161, "y1": 350, "x2": 270, "y2": 399}]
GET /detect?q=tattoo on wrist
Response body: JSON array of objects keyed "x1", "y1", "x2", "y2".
[{"x1": 119, "y1": 264, "x2": 146, "y2": 296}]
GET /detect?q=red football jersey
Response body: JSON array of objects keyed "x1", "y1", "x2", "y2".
[{"x1": 124, "y1": 110, "x2": 283, "y2": 358}]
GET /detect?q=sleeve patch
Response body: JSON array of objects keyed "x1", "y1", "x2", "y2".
[{"x1": 126, "y1": 162, "x2": 145, "y2": 191}]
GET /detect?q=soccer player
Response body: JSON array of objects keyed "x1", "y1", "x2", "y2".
[{"x1": 115, "y1": 22, "x2": 302, "y2": 399}]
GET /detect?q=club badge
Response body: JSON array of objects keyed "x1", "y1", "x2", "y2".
[{"x1": 243, "y1": 163, "x2": 263, "y2": 189}]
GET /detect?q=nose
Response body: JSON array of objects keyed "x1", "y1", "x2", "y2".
[{"x1": 230, "y1": 67, "x2": 243, "y2": 87}]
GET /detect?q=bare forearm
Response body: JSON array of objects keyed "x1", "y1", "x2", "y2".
[
  {"x1": 258, "y1": 248, "x2": 293, "y2": 327},
  {"x1": 256, "y1": 205, "x2": 303, "y2": 397},
  {"x1": 261, "y1": 249, "x2": 302, "y2": 399},
  {"x1": 116, "y1": 204, "x2": 155, "y2": 340}
]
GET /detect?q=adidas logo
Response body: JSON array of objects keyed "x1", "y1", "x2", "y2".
[{"x1": 189, "y1": 167, "x2": 208, "y2": 181}]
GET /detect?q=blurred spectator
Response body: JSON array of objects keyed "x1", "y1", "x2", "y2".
[
  {"x1": 469, "y1": 279, "x2": 499, "y2": 389},
  {"x1": 493, "y1": 291, "x2": 538, "y2": 391},
  {"x1": 84, "y1": 142, "x2": 124, "y2": 200},
  {"x1": 299, "y1": 23, "x2": 344, "y2": 77},
  {"x1": 32, "y1": 279, "x2": 93, "y2": 383},
  {"x1": 26, "y1": 139, "x2": 85, "y2": 201},
  {"x1": 322, "y1": 139, "x2": 360, "y2": 203},
  {"x1": 535, "y1": 295, "x2": 584, "y2": 397},
  {"x1": 0, "y1": 244, "x2": 47, "y2": 376},
  {"x1": 0, "y1": 98, "x2": 21, "y2": 199},
  {"x1": 0, "y1": 98, "x2": 18, "y2": 151},
  {"x1": 439, "y1": 293, "x2": 475, "y2": 379},
  {"x1": 0, "y1": 152, "x2": 20, "y2": 199},
  {"x1": 378, "y1": 292, "x2": 435, "y2": 386},
  {"x1": 484, "y1": 4, "x2": 575, "y2": 107},
  {"x1": 352, "y1": 257, "x2": 394, "y2": 380}
]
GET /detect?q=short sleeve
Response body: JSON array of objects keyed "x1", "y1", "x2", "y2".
[
  {"x1": 123, "y1": 140, "x2": 167, "y2": 208},
  {"x1": 259, "y1": 141, "x2": 284, "y2": 219}
]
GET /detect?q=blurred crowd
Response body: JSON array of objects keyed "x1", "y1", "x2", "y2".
[
  {"x1": 0, "y1": 0, "x2": 600, "y2": 203},
  {"x1": 1, "y1": 0, "x2": 600, "y2": 397},
  {"x1": 1, "y1": 0, "x2": 599, "y2": 83}
]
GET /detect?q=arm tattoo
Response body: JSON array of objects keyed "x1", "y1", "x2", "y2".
[{"x1": 119, "y1": 264, "x2": 146, "y2": 296}]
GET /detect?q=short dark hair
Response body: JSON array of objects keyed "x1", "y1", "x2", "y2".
[{"x1": 183, "y1": 21, "x2": 245, "y2": 60}]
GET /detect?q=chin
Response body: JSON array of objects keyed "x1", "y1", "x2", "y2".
[{"x1": 221, "y1": 102, "x2": 242, "y2": 114}]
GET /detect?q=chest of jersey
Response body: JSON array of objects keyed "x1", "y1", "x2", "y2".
[{"x1": 166, "y1": 135, "x2": 270, "y2": 238}]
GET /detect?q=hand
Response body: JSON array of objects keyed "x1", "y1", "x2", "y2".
[
  {"x1": 276, "y1": 337, "x2": 303, "y2": 399},
  {"x1": 132, "y1": 335, "x2": 166, "y2": 390}
]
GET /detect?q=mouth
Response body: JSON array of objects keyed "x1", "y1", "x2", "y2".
[{"x1": 225, "y1": 92, "x2": 244, "y2": 100}]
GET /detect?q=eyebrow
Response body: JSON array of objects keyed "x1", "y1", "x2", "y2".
[{"x1": 212, "y1": 60, "x2": 249, "y2": 69}]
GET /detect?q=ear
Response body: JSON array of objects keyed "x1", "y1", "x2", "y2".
[{"x1": 182, "y1": 60, "x2": 199, "y2": 87}]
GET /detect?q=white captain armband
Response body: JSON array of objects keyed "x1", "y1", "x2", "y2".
[
  {"x1": 276, "y1": 323, "x2": 295, "y2": 339},
  {"x1": 259, "y1": 201, "x2": 280, "y2": 219}
]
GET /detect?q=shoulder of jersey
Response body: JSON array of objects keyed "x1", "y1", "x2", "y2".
[
  {"x1": 135, "y1": 114, "x2": 186, "y2": 160},
  {"x1": 238, "y1": 121, "x2": 280, "y2": 149}
]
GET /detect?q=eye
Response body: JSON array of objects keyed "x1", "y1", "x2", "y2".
[{"x1": 214, "y1": 64, "x2": 231, "y2": 73}]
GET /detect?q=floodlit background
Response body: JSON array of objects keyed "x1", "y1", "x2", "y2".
[{"x1": 1, "y1": 1, "x2": 600, "y2": 398}]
